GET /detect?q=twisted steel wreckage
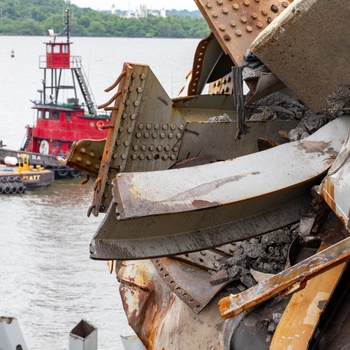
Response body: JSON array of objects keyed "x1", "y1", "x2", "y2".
[{"x1": 63, "y1": 0, "x2": 350, "y2": 348}]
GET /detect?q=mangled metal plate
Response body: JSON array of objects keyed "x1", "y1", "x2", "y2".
[
  {"x1": 250, "y1": 0, "x2": 350, "y2": 112},
  {"x1": 90, "y1": 117, "x2": 350, "y2": 260},
  {"x1": 79, "y1": 62, "x2": 299, "y2": 216},
  {"x1": 194, "y1": 0, "x2": 293, "y2": 66},
  {"x1": 318, "y1": 133, "x2": 350, "y2": 231}
]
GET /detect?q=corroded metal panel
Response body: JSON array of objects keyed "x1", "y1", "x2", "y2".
[
  {"x1": 250, "y1": 0, "x2": 350, "y2": 112},
  {"x1": 194, "y1": 0, "x2": 293, "y2": 66},
  {"x1": 90, "y1": 117, "x2": 350, "y2": 260}
]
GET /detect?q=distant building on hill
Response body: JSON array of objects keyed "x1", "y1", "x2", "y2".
[{"x1": 114, "y1": 4, "x2": 167, "y2": 18}]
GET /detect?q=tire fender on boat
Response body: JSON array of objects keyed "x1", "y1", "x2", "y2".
[
  {"x1": 4, "y1": 184, "x2": 11, "y2": 194},
  {"x1": 57, "y1": 165, "x2": 70, "y2": 178}
]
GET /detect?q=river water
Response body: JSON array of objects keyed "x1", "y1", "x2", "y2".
[{"x1": 0, "y1": 36, "x2": 200, "y2": 349}]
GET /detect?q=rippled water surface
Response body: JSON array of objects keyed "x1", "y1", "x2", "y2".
[{"x1": 0, "y1": 36, "x2": 200, "y2": 349}]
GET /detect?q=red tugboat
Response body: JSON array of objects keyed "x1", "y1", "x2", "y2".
[{"x1": 0, "y1": 8, "x2": 109, "y2": 178}]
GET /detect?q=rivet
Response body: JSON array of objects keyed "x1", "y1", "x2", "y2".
[
  {"x1": 131, "y1": 154, "x2": 137, "y2": 160},
  {"x1": 138, "y1": 124, "x2": 144, "y2": 130},
  {"x1": 162, "y1": 124, "x2": 168, "y2": 130},
  {"x1": 147, "y1": 154, "x2": 152, "y2": 160},
  {"x1": 241, "y1": 16, "x2": 247, "y2": 23},
  {"x1": 206, "y1": 2, "x2": 212, "y2": 8},
  {"x1": 168, "y1": 133, "x2": 174, "y2": 139},
  {"x1": 154, "y1": 124, "x2": 160, "y2": 130},
  {"x1": 116, "y1": 140, "x2": 121, "y2": 146},
  {"x1": 251, "y1": 12, "x2": 258, "y2": 19},
  {"x1": 176, "y1": 133, "x2": 182, "y2": 139},
  {"x1": 173, "y1": 146, "x2": 179, "y2": 152},
  {"x1": 136, "y1": 132, "x2": 142, "y2": 138},
  {"x1": 160, "y1": 133, "x2": 166, "y2": 139},
  {"x1": 122, "y1": 113, "x2": 128, "y2": 119},
  {"x1": 243, "y1": 0, "x2": 250, "y2": 6},
  {"x1": 170, "y1": 124, "x2": 176, "y2": 130},
  {"x1": 144, "y1": 132, "x2": 150, "y2": 138},
  {"x1": 162, "y1": 155, "x2": 169, "y2": 160},
  {"x1": 230, "y1": 20, "x2": 237, "y2": 27},
  {"x1": 217, "y1": 0, "x2": 224, "y2": 4},
  {"x1": 119, "y1": 127, "x2": 124, "y2": 133},
  {"x1": 130, "y1": 114, "x2": 136, "y2": 120},
  {"x1": 89, "y1": 152, "x2": 95, "y2": 158},
  {"x1": 76, "y1": 157, "x2": 82, "y2": 162},
  {"x1": 95, "y1": 164, "x2": 100, "y2": 169},
  {"x1": 139, "y1": 154, "x2": 145, "y2": 160},
  {"x1": 80, "y1": 148, "x2": 86, "y2": 154},
  {"x1": 140, "y1": 74, "x2": 146, "y2": 80},
  {"x1": 282, "y1": 1, "x2": 289, "y2": 8},
  {"x1": 157, "y1": 145, "x2": 163, "y2": 151},
  {"x1": 127, "y1": 127, "x2": 133, "y2": 133},
  {"x1": 171, "y1": 155, "x2": 176, "y2": 160},
  {"x1": 165, "y1": 145, "x2": 170, "y2": 152},
  {"x1": 131, "y1": 73, "x2": 137, "y2": 79},
  {"x1": 112, "y1": 153, "x2": 118, "y2": 159},
  {"x1": 255, "y1": 0, "x2": 260, "y2": 2},
  {"x1": 86, "y1": 160, "x2": 91, "y2": 166},
  {"x1": 152, "y1": 132, "x2": 158, "y2": 138},
  {"x1": 271, "y1": 4, "x2": 279, "y2": 13},
  {"x1": 233, "y1": 3, "x2": 239, "y2": 10},
  {"x1": 225, "y1": 87, "x2": 230, "y2": 92},
  {"x1": 134, "y1": 101, "x2": 139, "y2": 107},
  {"x1": 219, "y1": 24, "x2": 226, "y2": 31},
  {"x1": 261, "y1": 9, "x2": 267, "y2": 16},
  {"x1": 133, "y1": 145, "x2": 139, "y2": 151},
  {"x1": 128, "y1": 87, "x2": 134, "y2": 92},
  {"x1": 137, "y1": 87, "x2": 143, "y2": 93},
  {"x1": 267, "y1": 17, "x2": 273, "y2": 23},
  {"x1": 124, "y1": 141, "x2": 130, "y2": 146},
  {"x1": 149, "y1": 145, "x2": 155, "y2": 151},
  {"x1": 141, "y1": 145, "x2": 147, "y2": 151},
  {"x1": 236, "y1": 29, "x2": 242, "y2": 36},
  {"x1": 222, "y1": 8, "x2": 229, "y2": 14},
  {"x1": 146, "y1": 123, "x2": 152, "y2": 130},
  {"x1": 179, "y1": 125, "x2": 184, "y2": 131},
  {"x1": 212, "y1": 12, "x2": 218, "y2": 18},
  {"x1": 246, "y1": 26, "x2": 253, "y2": 32},
  {"x1": 121, "y1": 154, "x2": 127, "y2": 160},
  {"x1": 257, "y1": 22, "x2": 263, "y2": 28},
  {"x1": 125, "y1": 100, "x2": 130, "y2": 106},
  {"x1": 224, "y1": 33, "x2": 231, "y2": 41}
]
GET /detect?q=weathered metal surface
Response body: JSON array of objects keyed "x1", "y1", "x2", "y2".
[
  {"x1": 219, "y1": 233, "x2": 350, "y2": 320},
  {"x1": 117, "y1": 259, "x2": 231, "y2": 350},
  {"x1": 270, "y1": 214, "x2": 348, "y2": 349},
  {"x1": 112, "y1": 117, "x2": 348, "y2": 220},
  {"x1": 194, "y1": 0, "x2": 293, "y2": 66},
  {"x1": 152, "y1": 257, "x2": 234, "y2": 313},
  {"x1": 63, "y1": 139, "x2": 106, "y2": 178},
  {"x1": 318, "y1": 133, "x2": 350, "y2": 231},
  {"x1": 250, "y1": 0, "x2": 350, "y2": 112}
]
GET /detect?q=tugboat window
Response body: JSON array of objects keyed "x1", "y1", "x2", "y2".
[
  {"x1": 38, "y1": 110, "x2": 43, "y2": 120},
  {"x1": 47, "y1": 46, "x2": 52, "y2": 53},
  {"x1": 52, "y1": 111, "x2": 59, "y2": 120},
  {"x1": 66, "y1": 112, "x2": 71, "y2": 121},
  {"x1": 44, "y1": 111, "x2": 50, "y2": 120},
  {"x1": 53, "y1": 45, "x2": 60, "y2": 54},
  {"x1": 63, "y1": 45, "x2": 69, "y2": 54}
]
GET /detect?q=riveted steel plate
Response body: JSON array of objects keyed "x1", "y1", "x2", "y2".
[
  {"x1": 194, "y1": 0, "x2": 293, "y2": 66},
  {"x1": 250, "y1": 0, "x2": 350, "y2": 112}
]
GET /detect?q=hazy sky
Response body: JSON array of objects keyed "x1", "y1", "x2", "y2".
[{"x1": 69, "y1": 0, "x2": 199, "y2": 11}]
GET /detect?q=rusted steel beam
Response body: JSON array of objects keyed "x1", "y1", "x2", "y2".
[
  {"x1": 250, "y1": 0, "x2": 350, "y2": 112},
  {"x1": 90, "y1": 117, "x2": 350, "y2": 260},
  {"x1": 219, "y1": 234, "x2": 350, "y2": 319},
  {"x1": 194, "y1": 0, "x2": 293, "y2": 66}
]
